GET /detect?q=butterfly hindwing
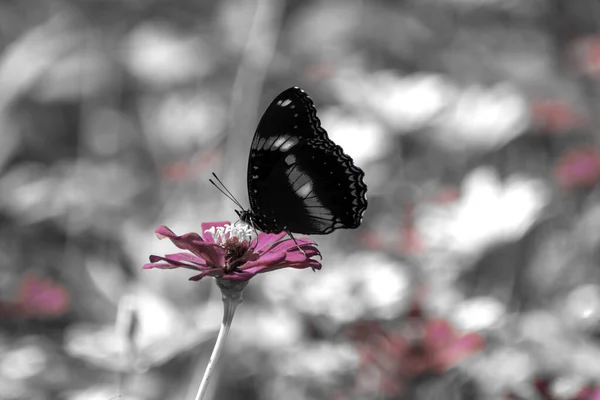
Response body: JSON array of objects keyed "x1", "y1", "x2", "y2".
[{"x1": 246, "y1": 87, "x2": 367, "y2": 234}]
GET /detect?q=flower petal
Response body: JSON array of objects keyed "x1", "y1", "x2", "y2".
[
  {"x1": 189, "y1": 270, "x2": 219, "y2": 281},
  {"x1": 143, "y1": 262, "x2": 185, "y2": 270},
  {"x1": 240, "y1": 250, "x2": 287, "y2": 270},
  {"x1": 155, "y1": 226, "x2": 202, "y2": 242},
  {"x1": 188, "y1": 270, "x2": 256, "y2": 282},
  {"x1": 188, "y1": 241, "x2": 226, "y2": 266},
  {"x1": 163, "y1": 252, "x2": 206, "y2": 265},
  {"x1": 154, "y1": 226, "x2": 214, "y2": 257},
  {"x1": 285, "y1": 246, "x2": 321, "y2": 263},
  {"x1": 259, "y1": 237, "x2": 317, "y2": 256},
  {"x1": 148, "y1": 255, "x2": 205, "y2": 270},
  {"x1": 220, "y1": 271, "x2": 256, "y2": 281},
  {"x1": 253, "y1": 232, "x2": 287, "y2": 251}
]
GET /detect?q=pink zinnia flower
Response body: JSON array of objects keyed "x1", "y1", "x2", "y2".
[{"x1": 143, "y1": 221, "x2": 321, "y2": 282}]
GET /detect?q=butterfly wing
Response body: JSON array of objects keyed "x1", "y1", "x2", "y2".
[{"x1": 247, "y1": 87, "x2": 368, "y2": 234}]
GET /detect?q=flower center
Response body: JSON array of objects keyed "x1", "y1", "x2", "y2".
[{"x1": 205, "y1": 223, "x2": 257, "y2": 273}]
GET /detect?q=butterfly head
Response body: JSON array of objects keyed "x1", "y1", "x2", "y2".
[{"x1": 236, "y1": 209, "x2": 252, "y2": 225}]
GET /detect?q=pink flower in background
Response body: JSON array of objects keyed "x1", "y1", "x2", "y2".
[
  {"x1": 143, "y1": 222, "x2": 321, "y2": 282},
  {"x1": 554, "y1": 147, "x2": 600, "y2": 189},
  {"x1": 572, "y1": 35, "x2": 600, "y2": 78},
  {"x1": 530, "y1": 99, "x2": 586, "y2": 133},
  {"x1": 0, "y1": 274, "x2": 70, "y2": 318},
  {"x1": 348, "y1": 316, "x2": 484, "y2": 398}
]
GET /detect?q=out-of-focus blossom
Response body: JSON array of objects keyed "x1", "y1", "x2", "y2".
[
  {"x1": 33, "y1": 47, "x2": 114, "y2": 101},
  {"x1": 286, "y1": 2, "x2": 364, "y2": 65},
  {"x1": 263, "y1": 252, "x2": 412, "y2": 327},
  {"x1": 264, "y1": 342, "x2": 360, "y2": 400},
  {"x1": 65, "y1": 385, "x2": 144, "y2": 400},
  {"x1": 64, "y1": 290, "x2": 216, "y2": 372},
  {"x1": 0, "y1": 344, "x2": 47, "y2": 380},
  {"x1": 451, "y1": 296, "x2": 506, "y2": 332},
  {"x1": 530, "y1": 99, "x2": 587, "y2": 133},
  {"x1": 320, "y1": 107, "x2": 389, "y2": 165},
  {"x1": 554, "y1": 147, "x2": 600, "y2": 189},
  {"x1": 431, "y1": 83, "x2": 530, "y2": 151},
  {"x1": 0, "y1": 161, "x2": 146, "y2": 228},
  {"x1": 466, "y1": 346, "x2": 536, "y2": 396},
  {"x1": 275, "y1": 342, "x2": 360, "y2": 383},
  {"x1": 160, "y1": 150, "x2": 220, "y2": 182},
  {"x1": 349, "y1": 318, "x2": 484, "y2": 398},
  {"x1": 0, "y1": 274, "x2": 69, "y2": 319},
  {"x1": 562, "y1": 284, "x2": 600, "y2": 332},
  {"x1": 549, "y1": 375, "x2": 589, "y2": 400},
  {"x1": 416, "y1": 167, "x2": 549, "y2": 258},
  {"x1": 570, "y1": 344, "x2": 600, "y2": 379},
  {"x1": 122, "y1": 22, "x2": 213, "y2": 87},
  {"x1": 143, "y1": 222, "x2": 321, "y2": 282},
  {"x1": 334, "y1": 70, "x2": 456, "y2": 133},
  {"x1": 423, "y1": 285, "x2": 464, "y2": 318},
  {"x1": 229, "y1": 305, "x2": 304, "y2": 352},
  {"x1": 139, "y1": 91, "x2": 226, "y2": 153},
  {"x1": 507, "y1": 378, "x2": 600, "y2": 400},
  {"x1": 519, "y1": 310, "x2": 567, "y2": 345},
  {"x1": 572, "y1": 35, "x2": 600, "y2": 78}
]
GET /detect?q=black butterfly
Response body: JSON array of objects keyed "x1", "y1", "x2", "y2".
[{"x1": 218, "y1": 87, "x2": 368, "y2": 235}]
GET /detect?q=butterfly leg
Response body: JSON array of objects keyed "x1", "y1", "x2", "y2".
[{"x1": 285, "y1": 229, "x2": 307, "y2": 257}]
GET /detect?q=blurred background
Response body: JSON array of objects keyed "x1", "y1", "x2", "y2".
[{"x1": 2, "y1": 0, "x2": 600, "y2": 399}]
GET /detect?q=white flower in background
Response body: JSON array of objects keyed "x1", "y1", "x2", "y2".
[
  {"x1": 0, "y1": 344, "x2": 47, "y2": 380},
  {"x1": 518, "y1": 310, "x2": 566, "y2": 344},
  {"x1": 123, "y1": 22, "x2": 213, "y2": 87},
  {"x1": 451, "y1": 296, "x2": 506, "y2": 332},
  {"x1": 140, "y1": 91, "x2": 226, "y2": 152},
  {"x1": 320, "y1": 107, "x2": 389, "y2": 165},
  {"x1": 416, "y1": 167, "x2": 549, "y2": 257},
  {"x1": 431, "y1": 83, "x2": 530, "y2": 151},
  {"x1": 64, "y1": 289, "x2": 216, "y2": 372},
  {"x1": 333, "y1": 70, "x2": 457, "y2": 133},
  {"x1": 562, "y1": 284, "x2": 600, "y2": 332},
  {"x1": 467, "y1": 347, "x2": 536, "y2": 395},
  {"x1": 423, "y1": 284, "x2": 464, "y2": 317},
  {"x1": 274, "y1": 342, "x2": 359, "y2": 382},
  {"x1": 34, "y1": 47, "x2": 113, "y2": 101},
  {"x1": 570, "y1": 344, "x2": 600, "y2": 379},
  {"x1": 65, "y1": 385, "x2": 144, "y2": 400},
  {"x1": 262, "y1": 252, "x2": 412, "y2": 327},
  {"x1": 229, "y1": 306, "x2": 304, "y2": 352},
  {"x1": 549, "y1": 375, "x2": 588, "y2": 400}
]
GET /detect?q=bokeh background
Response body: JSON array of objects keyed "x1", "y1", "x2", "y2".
[{"x1": 2, "y1": 0, "x2": 600, "y2": 399}]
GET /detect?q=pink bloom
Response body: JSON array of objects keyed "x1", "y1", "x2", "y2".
[
  {"x1": 554, "y1": 147, "x2": 600, "y2": 189},
  {"x1": 143, "y1": 221, "x2": 321, "y2": 282}
]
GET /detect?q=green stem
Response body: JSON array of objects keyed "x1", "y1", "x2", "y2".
[{"x1": 193, "y1": 279, "x2": 247, "y2": 400}]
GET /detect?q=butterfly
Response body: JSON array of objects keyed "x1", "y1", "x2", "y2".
[{"x1": 225, "y1": 87, "x2": 368, "y2": 235}]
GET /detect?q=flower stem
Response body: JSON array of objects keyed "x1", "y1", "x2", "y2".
[{"x1": 193, "y1": 279, "x2": 247, "y2": 400}]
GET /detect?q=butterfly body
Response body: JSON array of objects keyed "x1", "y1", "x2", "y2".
[{"x1": 240, "y1": 87, "x2": 368, "y2": 235}]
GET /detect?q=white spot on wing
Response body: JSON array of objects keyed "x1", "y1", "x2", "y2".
[
  {"x1": 285, "y1": 154, "x2": 296, "y2": 165},
  {"x1": 298, "y1": 181, "x2": 313, "y2": 198},
  {"x1": 279, "y1": 99, "x2": 292, "y2": 107},
  {"x1": 273, "y1": 135, "x2": 298, "y2": 151}
]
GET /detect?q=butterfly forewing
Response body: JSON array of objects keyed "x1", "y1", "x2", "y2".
[{"x1": 246, "y1": 87, "x2": 367, "y2": 234}]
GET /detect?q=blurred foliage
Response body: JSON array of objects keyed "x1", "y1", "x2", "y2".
[{"x1": 3, "y1": 0, "x2": 600, "y2": 399}]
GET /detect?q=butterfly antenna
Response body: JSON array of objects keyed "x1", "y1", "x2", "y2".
[{"x1": 209, "y1": 173, "x2": 244, "y2": 209}]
